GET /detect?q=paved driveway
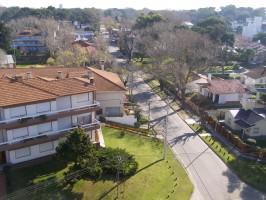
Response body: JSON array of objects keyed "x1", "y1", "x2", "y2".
[{"x1": 132, "y1": 75, "x2": 265, "y2": 200}]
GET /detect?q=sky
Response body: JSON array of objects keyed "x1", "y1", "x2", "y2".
[{"x1": 0, "y1": 0, "x2": 265, "y2": 10}]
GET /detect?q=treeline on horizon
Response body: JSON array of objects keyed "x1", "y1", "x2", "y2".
[{"x1": 0, "y1": 5, "x2": 265, "y2": 24}]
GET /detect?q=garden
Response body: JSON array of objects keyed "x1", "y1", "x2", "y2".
[{"x1": 6, "y1": 127, "x2": 193, "y2": 200}]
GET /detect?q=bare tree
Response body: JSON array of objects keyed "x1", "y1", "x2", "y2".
[
  {"x1": 148, "y1": 29, "x2": 215, "y2": 100},
  {"x1": 8, "y1": 17, "x2": 75, "y2": 57}
]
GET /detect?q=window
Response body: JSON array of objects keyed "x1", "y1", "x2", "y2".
[
  {"x1": 38, "y1": 122, "x2": 52, "y2": 134},
  {"x1": 76, "y1": 93, "x2": 89, "y2": 103},
  {"x1": 15, "y1": 147, "x2": 30, "y2": 159},
  {"x1": 253, "y1": 127, "x2": 260, "y2": 134},
  {"x1": 36, "y1": 102, "x2": 51, "y2": 113},
  {"x1": 77, "y1": 114, "x2": 92, "y2": 125},
  {"x1": 39, "y1": 142, "x2": 54, "y2": 153},
  {"x1": 12, "y1": 127, "x2": 29, "y2": 140},
  {"x1": 10, "y1": 106, "x2": 26, "y2": 118}
]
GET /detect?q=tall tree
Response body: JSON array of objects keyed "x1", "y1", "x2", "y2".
[
  {"x1": 133, "y1": 12, "x2": 164, "y2": 30},
  {"x1": 193, "y1": 17, "x2": 234, "y2": 46},
  {"x1": 0, "y1": 22, "x2": 11, "y2": 51},
  {"x1": 56, "y1": 128, "x2": 98, "y2": 167},
  {"x1": 253, "y1": 33, "x2": 266, "y2": 46},
  {"x1": 148, "y1": 29, "x2": 215, "y2": 99}
]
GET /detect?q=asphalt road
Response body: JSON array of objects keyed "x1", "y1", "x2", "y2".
[{"x1": 132, "y1": 74, "x2": 265, "y2": 200}]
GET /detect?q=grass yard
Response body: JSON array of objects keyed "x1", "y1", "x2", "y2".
[
  {"x1": 16, "y1": 64, "x2": 46, "y2": 68},
  {"x1": 201, "y1": 135, "x2": 266, "y2": 192},
  {"x1": 6, "y1": 127, "x2": 193, "y2": 200}
]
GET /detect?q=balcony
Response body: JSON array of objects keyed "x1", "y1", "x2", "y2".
[
  {"x1": 0, "y1": 101, "x2": 101, "y2": 129},
  {"x1": 0, "y1": 120, "x2": 100, "y2": 151}
]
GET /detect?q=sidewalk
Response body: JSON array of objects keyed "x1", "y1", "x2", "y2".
[
  {"x1": 203, "y1": 123, "x2": 266, "y2": 163},
  {"x1": 144, "y1": 75, "x2": 266, "y2": 163},
  {"x1": 0, "y1": 172, "x2": 6, "y2": 200}
]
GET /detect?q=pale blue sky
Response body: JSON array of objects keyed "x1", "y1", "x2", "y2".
[{"x1": 0, "y1": 0, "x2": 265, "y2": 10}]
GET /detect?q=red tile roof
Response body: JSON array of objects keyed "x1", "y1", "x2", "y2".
[
  {"x1": 0, "y1": 79, "x2": 56, "y2": 107},
  {"x1": 0, "y1": 66, "x2": 126, "y2": 92},
  {"x1": 208, "y1": 80, "x2": 245, "y2": 94},
  {"x1": 23, "y1": 78, "x2": 96, "y2": 96}
]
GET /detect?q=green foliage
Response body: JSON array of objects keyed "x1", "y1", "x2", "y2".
[
  {"x1": 98, "y1": 147, "x2": 138, "y2": 177},
  {"x1": 56, "y1": 128, "x2": 97, "y2": 166},
  {"x1": 99, "y1": 115, "x2": 106, "y2": 123},
  {"x1": 193, "y1": 17, "x2": 234, "y2": 46},
  {"x1": 253, "y1": 32, "x2": 266, "y2": 46},
  {"x1": 0, "y1": 22, "x2": 11, "y2": 51},
  {"x1": 0, "y1": 7, "x2": 100, "y2": 32},
  {"x1": 133, "y1": 12, "x2": 164, "y2": 30},
  {"x1": 260, "y1": 93, "x2": 266, "y2": 103},
  {"x1": 237, "y1": 48, "x2": 255, "y2": 64},
  {"x1": 46, "y1": 57, "x2": 55, "y2": 65}
]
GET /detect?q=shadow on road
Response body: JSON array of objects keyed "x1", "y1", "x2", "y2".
[
  {"x1": 169, "y1": 132, "x2": 197, "y2": 147},
  {"x1": 222, "y1": 169, "x2": 265, "y2": 200}
]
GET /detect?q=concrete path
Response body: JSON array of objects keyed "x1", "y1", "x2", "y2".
[{"x1": 132, "y1": 74, "x2": 266, "y2": 200}]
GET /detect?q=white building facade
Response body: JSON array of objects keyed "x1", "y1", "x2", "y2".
[{"x1": 0, "y1": 79, "x2": 101, "y2": 165}]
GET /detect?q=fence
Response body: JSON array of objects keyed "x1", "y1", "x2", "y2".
[{"x1": 201, "y1": 113, "x2": 266, "y2": 159}]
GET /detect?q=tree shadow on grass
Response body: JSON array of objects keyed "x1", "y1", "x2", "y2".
[
  {"x1": 6, "y1": 157, "x2": 68, "y2": 192},
  {"x1": 97, "y1": 159, "x2": 163, "y2": 200}
]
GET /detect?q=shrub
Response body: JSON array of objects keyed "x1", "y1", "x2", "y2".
[
  {"x1": 99, "y1": 116, "x2": 106, "y2": 123},
  {"x1": 47, "y1": 57, "x2": 55, "y2": 65},
  {"x1": 98, "y1": 147, "x2": 138, "y2": 177},
  {"x1": 134, "y1": 121, "x2": 141, "y2": 128}
]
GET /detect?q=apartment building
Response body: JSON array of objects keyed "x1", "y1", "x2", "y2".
[
  {"x1": 0, "y1": 75, "x2": 102, "y2": 165},
  {"x1": 0, "y1": 67, "x2": 127, "y2": 117}
]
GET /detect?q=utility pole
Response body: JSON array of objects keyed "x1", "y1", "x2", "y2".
[
  {"x1": 163, "y1": 100, "x2": 169, "y2": 160},
  {"x1": 148, "y1": 101, "x2": 151, "y2": 130}
]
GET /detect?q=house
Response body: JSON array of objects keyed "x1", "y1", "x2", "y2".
[
  {"x1": 242, "y1": 67, "x2": 266, "y2": 91},
  {"x1": 11, "y1": 30, "x2": 48, "y2": 55},
  {"x1": 0, "y1": 75, "x2": 102, "y2": 165},
  {"x1": 72, "y1": 40, "x2": 97, "y2": 55},
  {"x1": 0, "y1": 55, "x2": 15, "y2": 68},
  {"x1": 224, "y1": 108, "x2": 266, "y2": 138},
  {"x1": 0, "y1": 66, "x2": 127, "y2": 117},
  {"x1": 88, "y1": 67, "x2": 127, "y2": 117},
  {"x1": 201, "y1": 79, "x2": 246, "y2": 104},
  {"x1": 186, "y1": 73, "x2": 208, "y2": 93}
]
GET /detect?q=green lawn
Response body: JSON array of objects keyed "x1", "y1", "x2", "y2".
[
  {"x1": 16, "y1": 64, "x2": 46, "y2": 68},
  {"x1": 201, "y1": 135, "x2": 266, "y2": 192},
  {"x1": 6, "y1": 127, "x2": 193, "y2": 200}
]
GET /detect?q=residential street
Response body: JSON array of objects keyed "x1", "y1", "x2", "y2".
[{"x1": 132, "y1": 74, "x2": 266, "y2": 200}]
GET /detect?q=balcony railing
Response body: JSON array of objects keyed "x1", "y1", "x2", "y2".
[
  {"x1": 0, "y1": 120, "x2": 100, "y2": 150},
  {"x1": 0, "y1": 101, "x2": 100, "y2": 124}
]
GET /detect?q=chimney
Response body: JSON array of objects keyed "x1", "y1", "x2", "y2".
[
  {"x1": 13, "y1": 75, "x2": 23, "y2": 82},
  {"x1": 89, "y1": 77, "x2": 95, "y2": 85},
  {"x1": 100, "y1": 60, "x2": 105, "y2": 71},
  {"x1": 57, "y1": 71, "x2": 63, "y2": 79},
  {"x1": 26, "y1": 72, "x2": 32, "y2": 79},
  {"x1": 87, "y1": 71, "x2": 93, "y2": 79},
  {"x1": 208, "y1": 73, "x2": 212, "y2": 80}
]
